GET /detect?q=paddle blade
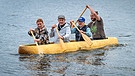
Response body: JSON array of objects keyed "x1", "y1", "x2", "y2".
[
  {"x1": 81, "y1": 33, "x2": 93, "y2": 46},
  {"x1": 59, "y1": 39, "x2": 66, "y2": 51}
]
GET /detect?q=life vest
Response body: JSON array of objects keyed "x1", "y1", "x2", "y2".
[{"x1": 75, "y1": 25, "x2": 87, "y2": 41}]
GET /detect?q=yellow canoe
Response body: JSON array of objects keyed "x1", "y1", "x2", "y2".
[{"x1": 18, "y1": 37, "x2": 118, "y2": 54}]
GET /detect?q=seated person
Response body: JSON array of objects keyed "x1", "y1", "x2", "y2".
[
  {"x1": 70, "y1": 17, "x2": 92, "y2": 41},
  {"x1": 50, "y1": 15, "x2": 71, "y2": 43},
  {"x1": 86, "y1": 5, "x2": 106, "y2": 40},
  {"x1": 28, "y1": 18, "x2": 49, "y2": 45}
]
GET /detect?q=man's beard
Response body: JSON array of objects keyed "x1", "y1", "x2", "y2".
[{"x1": 91, "y1": 18, "x2": 96, "y2": 21}]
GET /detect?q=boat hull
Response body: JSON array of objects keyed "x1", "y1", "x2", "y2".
[{"x1": 18, "y1": 37, "x2": 118, "y2": 54}]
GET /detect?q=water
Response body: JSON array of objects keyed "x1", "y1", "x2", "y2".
[{"x1": 0, "y1": 0, "x2": 135, "y2": 76}]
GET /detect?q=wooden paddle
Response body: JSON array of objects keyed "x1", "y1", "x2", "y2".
[
  {"x1": 71, "y1": 22, "x2": 92, "y2": 46},
  {"x1": 55, "y1": 27, "x2": 66, "y2": 51},
  {"x1": 75, "y1": 7, "x2": 87, "y2": 25},
  {"x1": 30, "y1": 31, "x2": 43, "y2": 54}
]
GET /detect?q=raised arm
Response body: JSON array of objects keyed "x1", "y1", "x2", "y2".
[{"x1": 86, "y1": 5, "x2": 101, "y2": 21}]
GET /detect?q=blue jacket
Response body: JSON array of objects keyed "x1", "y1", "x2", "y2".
[{"x1": 50, "y1": 22, "x2": 71, "y2": 43}]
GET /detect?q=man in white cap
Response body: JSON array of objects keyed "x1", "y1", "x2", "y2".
[{"x1": 50, "y1": 15, "x2": 71, "y2": 43}]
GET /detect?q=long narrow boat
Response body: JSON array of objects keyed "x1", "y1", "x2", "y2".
[{"x1": 18, "y1": 37, "x2": 118, "y2": 54}]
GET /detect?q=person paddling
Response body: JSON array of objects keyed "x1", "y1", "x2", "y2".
[
  {"x1": 70, "y1": 17, "x2": 92, "y2": 41},
  {"x1": 28, "y1": 18, "x2": 49, "y2": 45},
  {"x1": 50, "y1": 15, "x2": 71, "y2": 43},
  {"x1": 86, "y1": 5, "x2": 106, "y2": 40}
]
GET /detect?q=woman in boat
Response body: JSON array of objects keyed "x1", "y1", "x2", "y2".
[
  {"x1": 86, "y1": 5, "x2": 106, "y2": 40},
  {"x1": 50, "y1": 15, "x2": 71, "y2": 43},
  {"x1": 28, "y1": 18, "x2": 49, "y2": 45},
  {"x1": 70, "y1": 17, "x2": 92, "y2": 41}
]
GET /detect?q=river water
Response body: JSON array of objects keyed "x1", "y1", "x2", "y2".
[{"x1": 0, "y1": 0, "x2": 135, "y2": 76}]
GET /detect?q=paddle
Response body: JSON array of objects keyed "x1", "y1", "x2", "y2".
[
  {"x1": 75, "y1": 7, "x2": 87, "y2": 25},
  {"x1": 55, "y1": 27, "x2": 66, "y2": 51},
  {"x1": 71, "y1": 22, "x2": 92, "y2": 46},
  {"x1": 30, "y1": 31, "x2": 43, "y2": 54}
]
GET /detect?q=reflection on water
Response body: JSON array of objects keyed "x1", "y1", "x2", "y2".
[
  {"x1": 18, "y1": 45, "x2": 117, "y2": 76},
  {"x1": 19, "y1": 55, "x2": 50, "y2": 70},
  {"x1": 17, "y1": 44, "x2": 125, "y2": 76},
  {"x1": 19, "y1": 55, "x2": 51, "y2": 76}
]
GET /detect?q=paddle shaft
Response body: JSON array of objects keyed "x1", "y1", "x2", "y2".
[
  {"x1": 30, "y1": 31, "x2": 44, "y2": 55},
  {"x1": 55, "y1": 27, "x2": 66, "y2": 51},
  {"x1": 75, "y1": 7, "x2": 87, "y2": 25},
  {"x1": 71, "y1": 22, "x2": 82, "y2": 34},
  {"x1": 71, "y1": 22, "x2": 92, "y2": 46},
  {"x1": 55, "y1": 27, "x2": 61, "y2": 37},
  {"x1": 30, "y1": 31, "x2": 38, "y2": 46},
  {"x1": 55, "y1": 27, "x2": 64, "y2": 42}
]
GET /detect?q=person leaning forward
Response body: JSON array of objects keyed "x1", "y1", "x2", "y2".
[
  {"x1": 28, "y1": 18, "x2": 49, "y2": 45},
  {"x1": 70, "y1": 17, "x2": 92, "y2": 41},
  {"x1": 50, "y1": 15, "x2": 71, "y2": 43},
  {"x1": 86, "y1": 5, "x2": 106, "y2": 40}
]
